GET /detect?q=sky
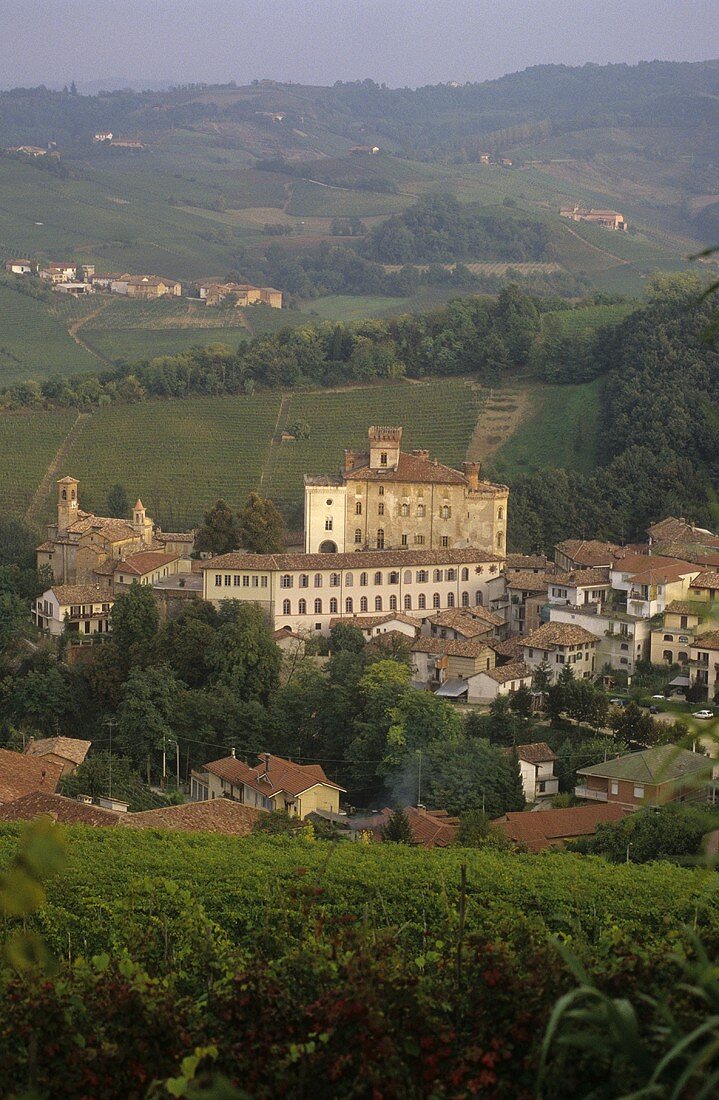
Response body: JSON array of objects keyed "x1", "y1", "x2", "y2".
[{"x1": 2, "y1": 0, "x2": 718, "y2": 90}]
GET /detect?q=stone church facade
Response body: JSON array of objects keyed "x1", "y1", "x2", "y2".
[{"x1": 304, "y1": 426, "x2": 508, "y2": 558}]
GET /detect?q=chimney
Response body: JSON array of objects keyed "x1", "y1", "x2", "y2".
[
  {"x1": 230, "y1": 746, "x2": 236, "y2": 758},
  {"x1": 344, "y1": 449, "x2": 356, "y2": 472},
  {"x1": 463, "y1": 461, "x2": 480, "y2": 491},
  {"x1": 263, "y1": 752, "x2": 271, "y2": 776}
]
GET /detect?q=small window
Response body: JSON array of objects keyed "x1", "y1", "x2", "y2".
[
  {"x1": 678, "y1": 651, "x2": 688, "y2": 663},
  {"x1": 354, "y1": 528, "x2": 362, "y2": 544},
  {"x1": 280, "y1": 574, "x2": 293, "y2": 589},
  {"x1": 417, "y1": 504, "x2": 425, "y2": 518},
  {"x1": 326, "y1": 499, "x2": 333, "y2": 506},
  {"x1": 378, "y1": 486, "x2": 385, "y2": 496},
  {"x1": 355, "y1": 501, "x2": 362, "y2": 515},
  {"x1": 417, "y1": 570, "x2": 428, "y2": 583},
  {"x1": 610, "y1": 781, "x2": 619, "y2": 796},
  {"x1": 314, "y1": 573, "x2": 323, "y2": 587},
  {"x1": 380, "y1": 451, "x2": 387, "y2": 466},
  {"x1": 300, "y1": 574, "x2": 309, "y2": 588},
  {"x1": 282, "y1": 599, "x2": 291, "y2": 615},
  {"x1": 389, "y1": 571, "x2": 399, "y2": 585},
  {"x1": 497, "y1": 507, "x2": 503, "y2": 520},
  {"x1": 325, "y1": 517, "x2": 333, "y2": 531},
  {"x1": 375, "y1": 596, "x2": 382, "y2": 611},
  {"x1": 345, "y1": 597, "x2": 353, "y2": 613},
  {"x1": 496, "y1": 532, "x2": 503, "y2": 549},
  {"x1": 242, "y1": 575, "x2": 250, "y2": 587},
  {"x1": 378, "y1": 502, "x2": 385, "y2": 516},
  {"x1": 404, "y1": 594, "x2": 412, "y2": 610},
  {"x1": 314, "y1": 598, "x2": 322, "y2": 614},
  {"x1": 224, "y1": 575, "x2": 231, "y2": 586},
  {"x1": 414, "y1": 534, "x2": 425, "y2": 546},
  {"x1": 374, "y1": 571, "x2": 382, "y2": 585},
  {"x1": 475, "y1": 591, "x2": 483, "y2": 605},
  {"x1": 433, "y1": 593, "x2": 441, "y2": 608},
  {"x1": 389, "y1": 595, "x2": 397, "y2": 611},
  {"x1": 261, "y1": 576, "x2": 268, "y2": 588},
  {"x1": 446, "y1": 568, "x2": 456, "y2": 581},
  {"x1": 346, "y1": 573, "x2": 354, "y2": 587},
  {"x1": 360, "y1": 572, "x2": 368, "y2": 586},
  {"x1": 215, "y1": 574, "x2": 222, "y2": 586},
  {"x1": 418, "y1": 594, "x2": 426, "y2": 609},
  {"x1": 234, "y1": 575, "x2": 241, "y2": 587},
  {"x1": 663, "y1": 634, "x2": 673, "y2": 642},
  {"x1": 401, "y1": 534, "x2": 408, "y2": 546},
  {"x1": 376, "y1": 529, "x2": 385, "y2": 549},
  {"x1": 298, "y1": 598, "x2": 307, "y2": 614},
  {"x1": 360, "y1": 596, "x2": 368, "y2": 612},
  {"x1": 440, "y1": 505, "x2": 450, "y2": 519},
  {"x1": 401, "y1": 503, "x2": 409, "y2": 517},
  {"x1": 440, "y1": 536, "x2": 450, "y2": 548},
  {"x1": 633, "y1": 785, "x2": 644, "y2": 800},
  {"x1": 461, "y1": 567, "x2": 469, "y2": 582}
]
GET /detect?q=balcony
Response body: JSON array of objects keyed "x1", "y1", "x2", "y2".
[{"x1": 574, "y1": 786, "x2": 608, "y2": 802}]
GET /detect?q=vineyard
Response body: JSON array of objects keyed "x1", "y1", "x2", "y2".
[{"x1": 0, "y1": 408, "x2": 79, "y2": 515}]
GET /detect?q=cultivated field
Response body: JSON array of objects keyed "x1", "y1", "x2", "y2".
[{"x1": 2, "y1": 408, "x2": 79, "y2": 516}]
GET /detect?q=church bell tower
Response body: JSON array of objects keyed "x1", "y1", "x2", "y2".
[{"x1": 57, "y1": 476, "x2": 79, "y2": 536}]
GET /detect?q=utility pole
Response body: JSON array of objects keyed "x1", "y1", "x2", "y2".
[
  {"x1": 417, "y1": 749, "x2": 422, "y2": 807},
  {"x1": 162, "y1": 732, "x2": 167, "y2": 786},
  {"x1": 103, "y1": 719, "x2": 115, "y2": 800},
  {"x1": 170, "y1": 739, "x2": 180, "y2": 790}
]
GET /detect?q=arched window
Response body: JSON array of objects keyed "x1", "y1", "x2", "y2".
[
  {"x1": 314, "y1": 573, "x2": 323, "y2": 587},
  {"x1": 497, "y1": 507, "x2": 503, "y2": 520},
  {"x1": 354, "y1": 528, "x2": 362, "y2": 543},
  {"x1": 298, "y1": 598, "x2": 307, "y2": 614},
  {"x1": 389, "y1": 571, "x2": 399, "y2": 585},
  {"x1": 417, "y1": 570, "x2": 428, "y2": 583},
  {"x1": 401, "y1": 503, "x2": 409, "y2": 517},
  {"x1": 678, "y1": 651, "x2": 688, "y2": 663},
  {"x1": 346, "y1": 573, "x2": 354, "y2": 587},
  {"x1": 440, "y1": 505, "x2": 450, "y2": 519},
  {"x1": 389, "y1": 595, "x2": 397, "y2": 611},
  {"x1": 329, "y1": 597, "x2": 338, "y2": 614},
  {"x1": 314, "y1": 598, "x2": 322, "y2": 614},
  {"x1": 461, "y1": 591, "x2": 469, "y2": 607},
  {"x1": 355, "y1": 501, "x2": 362, "y2": 515},
  {"x1": 380, "y1": 451, "x2": 387, "y2": 466},
  {"x1": 461, "y1": 567, "x2": 469, "y2": 581},
  {"x1": 446, "y1": 568, "x2": 456, "y2": 581},
  {"x1": 418, "y1": 593, "x2": 426, "y2": 610},
  {"x1": 447, "y1": 592, "x2": 455, "y2": 608},
  {"x1": 417, "y1": 504, "x2": 425, "y2": 518},
  {"x1": 374, "y1": 571, "x2": 382, "y2": 585},
  {"x1": 376, "y1": 529, "x2": 385, "y2": 549},
  {"x1": 345, "y1": 597, "x2": 353, "y2": 613},
  {"x1": 360, "y1": 596, "x2": 368, "y2": 612},
  {"x1": 282, "y1": 599, "x2": 291, "y2": 615},
  {"x1": 404, "y1": 570, "x2": 412, "y2": 584},
  {"x1": 663, "y1": 634, "x2": 673, "y2": 642},
  {"x1": 433, "y1": 569, "x2": 443, "y2": 582},
  {"x1": 300, "y1": 574, "x2": 309, "y2": 588},
  {"x1": 662, "y1": 650, "x2": 672, "y2": 663},
  {"x1": 325, "y1": 517, "x2": 333, "y2": 531},
  {"x1": 433, "y1": 593, "x2": 441, "y2": 608},
  {"x1": 378, "y1": 502, "x2": 385, "y2": 516},
  {"x1": 375, "y1": 596, "x2": 383, "y2": 611},
  {"x1": 330, "y1": 573, "x2": 340, "y2": 587},
  {"x1": 360, "y1": 572, "x2": 368, "y2": 586},
  {"x1": 496, "y1": 531, "x2": 503, "y2": 548},
  {"x1": 280, "y1": 574, "x2": 293, "y2": 588},
  {"x1": 475, "y1": 591, "x2": 483, "y2": 605},
  {"x1": 404, "y1": 594, "x2": 412, "y2": 610}
]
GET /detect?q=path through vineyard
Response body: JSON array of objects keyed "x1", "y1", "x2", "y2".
[{"x1": 24, "y1": 411, "x2": 91, "y2": 525}]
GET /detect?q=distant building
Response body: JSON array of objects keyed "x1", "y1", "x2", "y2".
[
  {"x1": 198, "y1": 282, "x2": 282, "y2": 308},
  {"x1": 32, "y1": 584, "x2": 114, "y2": 637},
  {"x1": 191, "y1": 752, "x2": 345, "y2": 819},
  {"x1": 560, "y1": 205, "x2": 627, "y2": 231},
  {"x1": 9, "y1": 145, "x2": 47, "y2": 157},
  {"x1": 4, "y1": 259, "x2": 37, "y2": 275},
  {"x1": 508, "y1": 742, "x2": 559, "y2": 802},
  {"x1": 575, "y1": 744, "x2": 714, "y2": 809},
  {"x1": 112, "y1": 275, "x2": 181, "y2": 299},
  {"x1": 493, "y1": 803, "x2": 628, "y2": 852},
  {"x1": 522, "y1": 621, "x2": 598, "y2": 683},
  {"x1": 93, "y1": 131, "x2": 114, "y2": 142},
  {"x1": 39, "y1": 262, "x2": 78, "y2": 284}
]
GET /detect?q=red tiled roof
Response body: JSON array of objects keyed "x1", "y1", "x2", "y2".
[
  {"x1": 25, "y1": 737, "x2": 91, "y2": 767},
  {"x1": 120, "y1": 799, "x2": 262, "y2": 835},
  {"x1": 116, "y1": 551, "x2": 178, "y2": 576},
  {"x1": 0, "y1": 749, "x2": 64, "y2": 805},
  {"x1": 512, "y1": 742, "x2": 557, "y2": 765},
  {"x1": 479, "y1": 661, "x2": 531, "y2": 684},
  {"x1": 555, "y1": 539, "x2": 622, "y2": 566},
  {"x1": 0, "y1": 791, "x2": 119, "y2": 826},
  {"x1": 489, "y1": 636, "x2": 526, "y2": 661},
  {"x1": 202, "y1": 547, "x2": 503, "y2": 571},
  {"x1": 329, "y1": 612, "x2": 419, "y2": 631},
  {"x1": 493, "y1": 804, "x2": 627, "y2": 852},
  {"x1": 369, "y1": 806, "x2": 460, "y2": 848},
  {"x1": 202, "y1": 754, "x2": 346, "y2": 797},
  {"x1": 411, "y1": 635, "x2": 495, "y2": 658},
  {"x1": 343, "y1": 452, "x2": 469, "y2": 485},
  {"x1": 691, "y1": 572, "x2": 719, "y2": 590},
  {"x1": 523, "y1": 622, "x2": 597, "y2": 648}
]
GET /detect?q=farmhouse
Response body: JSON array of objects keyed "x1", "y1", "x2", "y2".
[
  {"x1": 4, "y1": 259, "x2": 37, "y2": 275},
  {"x1": 509, "y1": 742, "x2": 559, "y2": 802},
  {"x1": 559, "y1": 205, "x2": 627, "y2": 230},
  {"x1": 191, "y1": 751, "x2": 345, "y2": 819},
  {"x1": 304, "y1": 425, "x2": 508, "y2": 558},
  {"x1": 39, "y1": 262, "x2": 78, "y2": 284},
  {"x1": 117, "y1": 275, "x2": 182, "y2": 298},
  {"x1": 202, "y1": 546, "x2": 503, "y2": 635},
  {"x1": 198, "y1": 282, "x2": 283, "y2": 308}
]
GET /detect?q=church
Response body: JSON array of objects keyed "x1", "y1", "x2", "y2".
[
  {"x1": 36, "y1": 476, "x2": 195, "y2": 586},
  {"x1": 304, "y1": 426, "x2": 508, "y2": 558}
]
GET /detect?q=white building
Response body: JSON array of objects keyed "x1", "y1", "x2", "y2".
[
  {"x1": 464, "y1": 661, "x2": 533, "y2": 702},
  {"x1": 549, "y1": 604, "x2": 651, "y2": 674},
  {"x1": 510, "y1": 742, "x2": 559, "y2": 802},
  {"x1": 609, "y1": 555, "x2": 699, "y2": 618},
  {"x1": 202, "y1": 548, "x2": 503, "y2": 635},
  {"x1": 32, "y1": 584, "x2": 114, "y2": 637},
  {"x1": 522, "y1": 622, "x2": 598, "y2": 683}
]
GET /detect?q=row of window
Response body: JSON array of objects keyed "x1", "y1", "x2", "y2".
[
  {"x1": 279, "y1": 566, "x2": 474, "y2": 589},
  {"x1": 280, "y1": 590, "x2": 478, "y2": 616},
  {"x1": 215, "y1": 574, "x2": 268, "y2": 588},
  {"x1": 663, "y1": 634, "x2": 690, "y2": 643}
]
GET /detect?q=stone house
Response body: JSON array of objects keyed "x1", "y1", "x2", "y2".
[
  {"x1": 522, "y1": 622, "x2": 598, "y2": 682},
  {"x1": 24, "y1": 736, "x2": 91, "y2": 777},
  {"x1": 32, "y1": 584, "x2": 114, "y2": 637}
]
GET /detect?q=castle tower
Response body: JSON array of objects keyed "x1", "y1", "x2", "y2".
[
  {"x1": 57, "y1": 476, "x2": 79, "y2": 536},
  {"x1": 368, "y1": 426, "x2": 402, "y2": 471},
  {"x1": 132, "y1": 499, "x2": 154, "y2": 548}
]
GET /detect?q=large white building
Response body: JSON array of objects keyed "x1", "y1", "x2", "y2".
[{"x1": 201, "y1": 548, "x2": 504, "y2": 635}]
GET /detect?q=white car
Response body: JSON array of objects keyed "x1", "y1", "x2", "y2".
[
  {"x1": 692, "y1": 710, "x2": 715, "y2": 720},
  {"x1": 651, "y1": 694, "x2": 665, "y2": 700}
]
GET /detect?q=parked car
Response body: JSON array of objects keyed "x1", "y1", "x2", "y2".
[
  {"x1": 648, "y1": 706, "x2": 660, "y2": 715},
  {"x1": 610, "y1": 698, "x2": 625, "y2": 707},
  {"x1": 651, "y1": 694, "x2": 665, "y2": 700},
  {"x1": 692, "y1": 710, "x2": 715, "y2": 720}
]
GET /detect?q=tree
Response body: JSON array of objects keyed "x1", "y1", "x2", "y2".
[
  {"x1": 194, "y1": 499, "x2": 240, "y2": 557},
  {"x1": 329, "y1": 623, "x2": 366, "y2": 654},
  {"x1": 209, "y1": 602, "x2": 280, "y2": 701},
  {"x1": 611, "y1": 702, "x2": 659, "y2": 747},
  {"x1": 106, "y1": 484, "x2": 130, "y2": 518},
  {"x1": 571, "y1": 804, "x2": 718, "y2": 864},
  {"x1": 237, "y1": 492, "x2": 285, "y2": 554},
  {"x1": 487, "y1": 695, "x2": 520, "y2": 746},
  {"x1": 509, "y1": 684, "x2": 533, "y2": 719},
  {"x1": 116, "y1": 665, "x2": 179, "y2": 781},
  {"x1": 381, "y1": 807, "x2": 415, "y2": 844},
  {"x1": 456, "y1": 809, "x2": 510, "y2": 849},
  {"x1": 110, "y1": 584, "x2": 159, "y2": 671},
  {"x1": 421, "y1": 736, "x2": 524, "y2": 817}
]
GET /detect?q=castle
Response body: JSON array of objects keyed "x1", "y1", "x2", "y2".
[{"x1": 303, "y1": 426, "x2": 508, "y2": 559}]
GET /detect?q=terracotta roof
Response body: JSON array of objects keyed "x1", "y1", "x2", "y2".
[
  {"x1": 202, "y1": 548, "x2": 503, "y2": 571},
  {"x1": 555, "y1": 539, "x2": 622, "y2": 566},
  {"x1": 513, "y1": 742, "x2": 556, "y2": 765},
  {"x1": 653, "y1": 542, "x2": 719, "y2": 566},
  {"x1": 664, "y1": 600, "x2": 704, "y2": 616},
  {"x1": 577, "y1": 745, "x2": 713, "y2": 784},
  {"x1": 628, "y1": 562, "x2": 698, "y2": 585},
  {"x1": 506, "y1": 572, "x2": 551, "y2": 592},
  {"x1": 49, "y1": 584, "x2": 113, "y2": 605},
  {"x1": 493, "y1": 804, "x2": 628, "y2": 852},
  {"x1": 25, "y1": 737, "x2": 91, "y2": 767},
  {"x1": 478, "y1": 660, "x2": 532, "y2": 684},
  {"x1": 489, "y1": 636, "x2": 526, "y2": 661},
  {"x1": 648, "y1": 517, "x2": 719, "y2": 547},
  {"x1": 364, "y1": 806, "x2": 459, "y2": 848},
  {"x1": 116, "y1": 551, "x2": 178, "y2": 576},
  {"x1": 523, "y1": 622, "x2": 597, "y2": 648},
  {"x1": 552, "y1": 568, "x2": 611, "y2": 587},
  {"x1": 0, "y1": 749, "x2": 63, "y2": 805},
  {"x1": 202, "y1": 754, "x2": 346, "y2": 797},
  {"x1": 610, "y1": 553, "x2": 692, "y2": 577},
  {"x1": 691, "y1": 572, "x2": 719, "y2": 590},
  {"x1": 343, "y1": 452, "x2": 469, "y2": 485},
  {"x1": 506, "y1": 553, "x2": 549, "y2": 570},
  {"x1": 0, "y1": 791, "x2": 119, "y2": 826},
  {"x1": 120, "y1": 799, "x2": 262, "y2": 835},
  {"x1": 691, "y1": 630, "x2": 719, "y2": 652},
  {"x1": 329, "y1": 612, "x2": 420, "y2": 631},
  {"x1": 35, "y1": 540, "x2": 56, "y2": 553},
  {"x1": 67, "y1": 515, "x2": 137, "y2": 541},
  {"x1": 426, "y1": 609, "x2": 493, "y2": 638},
  {"x1": 411, "y1": 635, "x2": 495, "y2": 658}
]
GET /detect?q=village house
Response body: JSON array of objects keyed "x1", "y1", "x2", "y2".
[
  {"x1": 112, "y1": 275, "x2": 182, "y2": 298},
  {"x1": 549, "y1": 603, "x2": 650, "y2": 674},
  {"x1": 546, "y1": 568, "x2": 611, "y2": 609},
  {"x1": 55, "y1": 281, "x2": 94, "y2": 295},
  {"x1": 4, "y1": 259, "x2": 37, "y2": 275},
  {"x1": 0, "y1": 748, "x2": 63, "y2": 806},
  {"x1": 191, "y1": 752, "x2": 345, "y2": 819},
  {"x1": 576, "y1": 744, "x2": 714, "y2": 809},
  {"x1": 647, "y1": 517, "x2": 719, "y2": 550},
  {"x1": 328, "y1": 611, "x2": 419, "y2": 640},
  {"x1": 39, "y1": 262, "x2": 78, "y2": 284},
  {"x1": 505, "y1": 552, "x2": 551, "y2": 575},
  {"x1": 198, "y1": 282, "x2": 283, "y2": 308},
  {"x1": 508, "y1": 742, "x2": 559, "y2": 802},
  {"x1": 423, "y1": 605, "x2": 506, "y2": 643},
  {"x1": 649, "y1": 601, "x2": 712, "y2": 668},
  {"x1": 410, "y1": 634, "x2": 497, "y2": 691},
  {"x1": 352, "y1": 806, "x2": 459, "y2": 848},
  {"x1": 32, "y1": 584, "x2": 114, "y2": 637},
  {"x1": 522, "y1": 621, "x2": 598, "y2": 682},
  {"x1": 493, "y1": 803, "x2": 628, "y2": 852},
  {"x1": 559, "y1": 205, "x2": 627, "y2": 230},
  {"x1": 463, "y1": 660, "x2": 533, "y2": 703},
  {"x1": 304, "y1": 426, "x2": 508, "y2": 558},
  {"x1": 201, "y1": 546, "x2": 503, "y2": 635},
  {"x1": 689, "y1": 571, "x2": 719, "y2": 604},
  {"x1": 23, "y1": 736, "x2": 91, "y2": 777},
  {"x1": 689, "y1": 630, "x2": 719, "y2": 703},
  {"x1": 504, "y1": 571, "x2": 550, "y2": 636},
  {"x1": 113, "y1": 548, "x2": 186, "y2": 591},
  {"x1": 609, "y1": 555, "x2": 699, "y2": 618},
  {"x1": 554, "y1": 539, "x2": 624, "y2": 574}
]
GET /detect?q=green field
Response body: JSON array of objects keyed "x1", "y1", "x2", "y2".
[
  {"x1": 3, "y1": 408, "x2": 79, "y2": 515},
  {"x1": 543, "y1": 302, "x2": 635, "y2": 333},
  {"x1": 490, "y1": 378, "x2": 603, "y2": 479},
  {"x1": 81, "y1": 326, "x2": 252, "y2": 362},
  {"x1": 0, "y1": 282, "x2": 99, "y2": 383}
]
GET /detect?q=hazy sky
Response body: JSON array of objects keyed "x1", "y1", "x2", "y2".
[{"x1": 3, "y1": 0, "x2": 718, "y2": 90}]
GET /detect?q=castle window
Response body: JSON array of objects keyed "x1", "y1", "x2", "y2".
[
  {"x1": 360, "y1": 596, "x2": 368, "y2": 612},
  {"x1": 417, "y1": 504, "x2": 425, "y2": 518},
  {"x1": 300, "y1": 574, "x2": 309, "y2": 588},
  {"x1": 330, "y1": 598, "x2": 338, "y2": 614},
  {"x1": 417, "y1": 570, "x2": 428, "y2": 583},
  {"x1": 355, "y1": 501, "x2": 362, "y2": 515},
  {"x1": 298, "y1": 599, "x2": 307, "y2": 615},
  {"x1": 378, "y1": 486, "x2": 385, "y2": 496},
  {"x1": 355, "y1": 528, "x2": 362, "y2": 543},
  {"x1": 432, "y1": 593, "x2": 441, "y2": 608},
  {"x1": 404, "y1": 595, "x2": 412, "y2": 610},
  {"x1": 461, "y1": 568, "x2": 469, "y2": 581},
  {"x1": 375, "y1": 596, "x2": 383, "y2": 611},
  {"x1": 404, "y1": 570, "x2": 411, "y2": 583},
  {"x1": 433, "y1": 569, "x2": 443, "y2": 582},
  {"x1": 440, "y1": 536, "x2": 449, "y2": 548},
  {"x1": 498, "y1": 507, "x2": 503, "y2": 520},
  {"x1": 378, "y1": 502, "x2": 385, "y2": 516},
  {"x1": 461, "y1": 591, "x2": 469, "y2": 607},
  {"x1": 401, "y1": 534, "x2": 408, "y2": 546},
  {"x1": 447, "y1": 592, "x2": 455, "y2": 608},
  {"x1": 440, "y1": 505, "x2": 451, "y2": 519},
  {"x1": 345, "y1": 597, "x2": 353, "y2": 613},
  {"x1": 401, "y1": 503, "x2": 409, "y2": 517},
  {"x1": 389, "y1": 571, "x2": 399, "y2": 585},
  {"x1": 314, "y1": 598, "x2": 322, "y2": 614},
  {"x1": 360, "y1": 572, "x2": 368, "y2": 586},
  {"x1": 325, "y1": 517, "x2": 333, "y2": 531},
  {"x1": 280, "y1": 574, "x2": 293, "y2": 589},
  {"x1": 282, "y1": 599, "x2": 291, "y2": 615},
  {"x1": 346, "y1": 573, "x2": 354, "y2": 587},
  {"x1": 414, "y1": 534, "x2": 425, "y2": 545},
  {"x1": 496, "y1": 532, "x2": 503, "y2": 548},
  {"x1": 330, "y1": 573, "x2": 340, "y2": 587},
  {"x1": 389, "y1": 595, "x2": 397, "y2": 611},
  {"x1": 446, "y1": 569, "x2": 457, "y2": 581},
  {"x1": 314, "y1": 574, "x2": 323, "y2": 587},
  {"x1": 376, "y1": 530, "x2": 384, "y2": 549},
  {"x1": 380, "y1": 452, "x2": 387, "y2": 466}
]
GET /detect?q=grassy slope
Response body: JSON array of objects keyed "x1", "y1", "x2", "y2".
[{"x1": 2, "y1": 408, "x2": 79, "y2": 515}]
